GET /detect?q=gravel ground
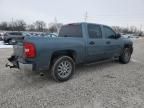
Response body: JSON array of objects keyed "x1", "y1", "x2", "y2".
[{"x1": 0, "y1": 39, "x2": 144, "y2": 108}]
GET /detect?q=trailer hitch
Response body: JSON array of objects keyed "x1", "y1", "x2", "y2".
[
  {"x1": 6, "y1": 55, "x2": 18, "y2": 69},
  {"x1": 5, "y1": 63, "x2": 17, "y2": 68},
  {"x1": 8, "y1": 55, "x2": 16, "y2": 62}
]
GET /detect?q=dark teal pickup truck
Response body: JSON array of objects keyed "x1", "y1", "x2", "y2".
[{"x1": 7, "y1": 22, "x2": 133, "y2": 81}]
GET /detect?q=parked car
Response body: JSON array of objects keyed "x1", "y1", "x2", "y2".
[
  {"x1": 7, "y1": 23, "x2": 133, "y2": 82},
  {"x1": 0, "y1": 32, "x2": 5, "y2": 40},
  {"x1": 3, "y1": 32, "x2": 25, "y2": 44},
  {"x1": 44, "y1": 33, "x2": 58, "y2": 37},
  {"x1": 0, "y1": 33, "x2": 2, "y2": 41}
]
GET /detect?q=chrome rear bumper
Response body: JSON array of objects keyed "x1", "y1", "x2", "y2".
[
  {"x1": 19, "y1": 62, "x2": 33, "y2": 72},
  {"x1": 7, "y1": 55, "x2": 33, "y2": 71}
]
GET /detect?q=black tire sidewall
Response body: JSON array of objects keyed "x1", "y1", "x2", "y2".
[
  {"x1": 51, "y1": 56, "x2": 75, "y2": 82},
  {"x1": 120, "y1": 48, "x2": 131, "y2": 64},
  {"x1": 8, "y1": 40, "x2": 12, "y2": 45}
]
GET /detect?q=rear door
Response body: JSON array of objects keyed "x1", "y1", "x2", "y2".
[
  {"x1": 86, "y1": 24, "x2": 105, "y2": 62},
  {"x1": 102, "y1": 26, "x2": 122, "y2": 58}
]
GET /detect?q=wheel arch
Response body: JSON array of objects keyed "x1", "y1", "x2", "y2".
[{"x1": 50, "y1": 50, "x2": 77, "y2": 66}]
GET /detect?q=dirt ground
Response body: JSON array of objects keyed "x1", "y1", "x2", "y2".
[{"x1": 0, "y1": 39, "x2": 144, "y2": 108}]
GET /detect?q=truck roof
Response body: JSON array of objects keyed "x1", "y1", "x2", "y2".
[{"x1": 64, "y1": 22, "x2": 106, "y2": 26}]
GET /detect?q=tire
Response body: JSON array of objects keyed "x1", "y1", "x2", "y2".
[
  {"x1": 8, "y1": 39, "x2": 12, "y2": 45},
  {"x1": 51, "y1": 56, "x2": 75, "y2": 82},
  {"x1": 119, "y1": 48, "x2": 131, "y2": 64},
  {"x1": 3, "y1": 39, "x2": 8, "y2": 44}
]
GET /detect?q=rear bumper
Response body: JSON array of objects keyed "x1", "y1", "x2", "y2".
[
  {"x1": 19, "y1": 62, "x2": 33, "y2": 72},
  {"x1": 7, "y1": 55, "x2": 50, "y2": 72},
  {"x1": 7, "y1": 55, "x2": 34, "y2": 71}
]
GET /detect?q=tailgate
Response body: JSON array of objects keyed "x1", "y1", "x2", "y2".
[
  {"x1": 7, "y1": 41, "x2": 24, "y2": 69},
  {"x1": 13, "y1": 40, "x2": 24, "y2": 58}
]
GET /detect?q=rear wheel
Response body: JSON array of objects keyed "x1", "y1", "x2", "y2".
[
  {"x1": 119, "y1": 48, "x2": 131, "y2": 64},
  {"x1": 51, "y1": 56, "x2": 75, "y2": 82}
]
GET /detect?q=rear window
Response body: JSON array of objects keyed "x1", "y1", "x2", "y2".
[
  {"x1": 59, "y1": 24, "x2": 82, "y2": 38},
  {"x1": 9, "y1": 32, "x2": 22, "y2": 35}
]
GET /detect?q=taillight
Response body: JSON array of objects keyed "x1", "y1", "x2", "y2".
[{"x1": 24, "y1": 42, "x2": 36, "y2": 58}]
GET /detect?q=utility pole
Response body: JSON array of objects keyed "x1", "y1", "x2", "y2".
[
  {"x1": 140, "y1": 24, "x2": 142, "y2": 31},
  {"x1": 11, "y1": 18, "x2": 14, "y2": 31},
  {"x1": 54, "y1": 17, "x2": 58, "y2": 32},
  {"x1": 139, "y1": 24, "x2": 143, "y2": 36},
  {"x1": 127, "y1": 24, "x2": 129, "y2": 29},
  {"x1": 84, "y1": 11, "x2": 88, "y2": 22}
]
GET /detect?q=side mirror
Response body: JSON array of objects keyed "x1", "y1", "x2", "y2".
[{"x1": 116, "y1": 34, "x2": 121, "y2": 39}]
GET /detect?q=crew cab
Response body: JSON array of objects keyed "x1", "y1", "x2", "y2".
[{"x1": 7, "y1": 23, "x2": 133, "y2": 82}]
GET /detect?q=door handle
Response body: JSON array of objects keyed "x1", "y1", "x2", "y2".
[
  {"x1": 89, "y1": 41, "x2": 95, "y2": 45},
  {"x1": 106, "y1": 41, "x2": 111, "y2": 44}
]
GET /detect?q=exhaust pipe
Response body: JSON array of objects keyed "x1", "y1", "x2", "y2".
[{"x1": 40, "y1": 72, "x2": 44, "y2": 76}]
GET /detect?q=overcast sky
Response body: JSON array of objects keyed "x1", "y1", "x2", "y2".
[{"x1": 0, "y1": 0, "x2": 144, "y2": 30}]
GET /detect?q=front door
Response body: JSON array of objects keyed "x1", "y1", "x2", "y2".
[{"x1": 103, "y1": 26, "x2": 122, "y2": 58}]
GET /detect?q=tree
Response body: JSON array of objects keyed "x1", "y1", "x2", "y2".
[
  {"x1": 0, "y1": 22, "x2": 8, "y2": 30},
  {"x1": 34, "y1": 21, "x2": 46, "y2": 32},
  {"x1": 16, "y1": 20, "x2": 26, "y2": 31},
  {"x1": 112, "y1": 26, "x2": 122, "y2": 33},
  {"x1": 48, "y1": 23, "x2": 63, "y2": 33},
  {"x1": 27, "y1": 24, "x2": 35, "y2": 31},
  {"x1": 112, "y1": 25, "x2": 144, "y2": 35},
  {"x1": 7, "y1": 20, "x2": 26, "y2": 31}
]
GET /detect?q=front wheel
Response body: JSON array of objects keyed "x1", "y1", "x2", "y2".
[
  {"x1": 119, "y1": 48, "x2": 131, "y2": 64},
  {"x1": 51, "y1": 56, "x2": 75, "y2": 82}
]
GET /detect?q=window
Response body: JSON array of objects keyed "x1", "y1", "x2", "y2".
[
  {"x1": 9, "y1": 32, "x2": 22, "y2": 35},
  {"x1": 103, "y1": 26, "x2": 116, "y2": 39},
  {"x1": 59, "y1": 24, "x2": 82, "y2": 38},
  {"x1": 88, "y1": 24, "x2": 102, "y2": 38}
]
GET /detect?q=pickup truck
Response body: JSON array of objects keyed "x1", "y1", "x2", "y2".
[{"x1": 7, "y1": 23, "x2": 133, "y2": 82}]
